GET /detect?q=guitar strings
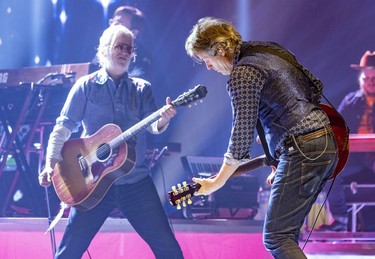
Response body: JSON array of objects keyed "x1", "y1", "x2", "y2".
[
  {"x1": 78, "y1": 112, "x2": 160, "y2": 168},
  {"x1": 79, "y1": 140, "x2": 118, "y2": 170},
  {"x1": 76, "y1": 89, "x2": 203, "y2": 170}
]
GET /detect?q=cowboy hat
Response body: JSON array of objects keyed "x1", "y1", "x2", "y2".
[{"x1": 351, "y1": 50, "x2": 375, "y2": 69}]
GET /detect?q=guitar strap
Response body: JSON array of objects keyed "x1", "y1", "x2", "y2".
[
  {"x1": 245, "y1": 42, "x2": 337, "y2": 113},
  {"x1": 256, "y1": 119, "x2": 278, "y2": 166}
]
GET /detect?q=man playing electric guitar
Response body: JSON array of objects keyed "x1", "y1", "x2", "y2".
[
  {"x1": 185, "y1": 17, "x2": 341, "y2": 259},
  {"x1": 38, "y1": 25, "x2": 184, "y2": 258}
]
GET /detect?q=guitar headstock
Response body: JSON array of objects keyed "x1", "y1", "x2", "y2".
[
  {"x1": 168, "y1": 181, "x2": 197, "y2": 210},
  {"x1": 171, "y1": 84, "x2": 207, "y2": 108}
]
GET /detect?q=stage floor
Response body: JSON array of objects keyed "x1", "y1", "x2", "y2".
[{"x1": 1, "y1": 217, "x2": 374, "y2": 259}]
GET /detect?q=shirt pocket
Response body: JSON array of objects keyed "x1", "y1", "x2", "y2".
[
  {"x1": 88, "y1": 87, "x2": 112, "y2": 105},
  {"x1": 84, "y1": 87, "x2": 114, "y2": 129}
]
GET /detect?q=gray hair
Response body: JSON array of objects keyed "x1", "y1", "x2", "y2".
[{"x1": 96, "y1": 25, "x2": 134, "y2": 68}]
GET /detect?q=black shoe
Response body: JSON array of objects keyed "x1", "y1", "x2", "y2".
[{"x1": 316, "y1": 220, "x2": 347, "y2": 231}]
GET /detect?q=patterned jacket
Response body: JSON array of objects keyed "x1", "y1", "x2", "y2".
[{"x1": 237, "y1": 41, "x2": 323, "y2": 156}]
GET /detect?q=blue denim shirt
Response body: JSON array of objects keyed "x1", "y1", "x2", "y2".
[{"x1": 56, "y1": 69, "x2": 160, "y2": 184}]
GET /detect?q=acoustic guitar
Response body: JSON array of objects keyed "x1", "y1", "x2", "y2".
[
  {"x1": 168, "y1": 103, "x2": 350, "y2": 209},
  {"x1": 52, "y1": 84, "x2": 207, "y2": 211}
]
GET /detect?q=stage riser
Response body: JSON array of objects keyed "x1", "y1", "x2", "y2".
[{"x1": 0, "y1": 218, "x2": 374, "y2": 258}]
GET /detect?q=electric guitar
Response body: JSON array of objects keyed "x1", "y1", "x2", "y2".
[
  {"x1": 169, "y1": 154, "x2": 270, "y2": 209},
  {"x1": 52, "y1": 84, "x2": 207, "y2": 211},
  {"x1": 168, "y1": 103, "x2": 350, "y2": 209},
  {"x1": 320, "y1": 103, "x2": 350, "y2": 178}
]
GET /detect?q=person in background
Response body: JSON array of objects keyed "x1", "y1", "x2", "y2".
[
  {"x1": 92, "y1": 5, "x2": 152, "y2": 80},
  {"x1": 39, "y1": 24, "x2": 183, "y2": 258},
  {"x1": 185, "y1": 17, "x2": 338, "y2": 259},
  {"x1": 318, "y1": 50, "x2": 375, "y2": 231}
]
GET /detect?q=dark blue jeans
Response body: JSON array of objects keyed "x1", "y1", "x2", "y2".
[
  {"x1": 263, "y1": 132, "x2": 338, "y2": 259},
  {"x1": 55, "y1": 176, "x2": 183, "y2": 259}
]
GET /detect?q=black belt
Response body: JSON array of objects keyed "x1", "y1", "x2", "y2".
[{"x1": 276, "y1": 125, "x2": 333, "y2": 156}]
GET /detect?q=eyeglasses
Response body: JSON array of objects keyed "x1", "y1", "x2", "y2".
[
  {"x1": 113, "y1": 43, "x2": 135, "y2": 55},
  {"x1": 362, "y1": 77, "x2": 375, "y2": 83}
]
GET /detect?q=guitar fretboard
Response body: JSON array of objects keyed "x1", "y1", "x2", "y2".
[{"x1": 109, "y1": 108, "x2": 164, "y2": 149}]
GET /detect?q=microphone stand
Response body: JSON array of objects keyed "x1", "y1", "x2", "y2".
[
  {"x1": 36, "y1": 94, "x2": 56, "y2": 257},
  {"x1": 148, "y1": 146, "x2": 168, "y2": 170},
  {"x1": 35, "y1": 73, "x2": 76, "y2": 257}
]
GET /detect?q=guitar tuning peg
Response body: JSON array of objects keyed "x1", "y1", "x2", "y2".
[
  {"x1": 182, "y1": 181, "x2": 187, "y2": 186},
  {"x1": 182, "y1": 200, "x2": 186, "y2": 207},
  {"x1": 171, "y1": 185, "x2": 177, "y2": 194},
  {"x1": 187, "y1": 198, "x2": 192, "y2": 205},
  {"x1": 175, "y1": 199, "x2": 181, "y2": 210}
]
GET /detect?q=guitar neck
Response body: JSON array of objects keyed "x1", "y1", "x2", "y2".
[
  {"x1": 192, "y1": 154, "x2": 269, "y2": 192},
  {"x1": 105, "y1": 84, "x2": 208, "y2": 151},
  {"x1": 231, "y1": 154, "x2": 269, "y2": 178},
  {"x1": 110, "y1": 107, "x2": 165, "y2": 148}
]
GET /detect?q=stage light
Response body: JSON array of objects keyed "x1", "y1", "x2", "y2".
[
  {"x1": 60, "y1": 9, "x2": 67, "y2": 24},
  {"x1": 97, "y1": 0, "x2": 116, "y2": 20},
  {"x1": 34, "y1": 55, "x2": 41, "y2": 65},
  {"x1": 97, "y1": 0, "x2": 113, "y2": 9}
]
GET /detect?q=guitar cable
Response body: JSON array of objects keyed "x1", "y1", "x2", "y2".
[
  {"x1": 301, "y1": 175, "x2": 336, "y2": 251},
  {"x1": 85, "y1": 249, "x2": 92, "y2": 259}
]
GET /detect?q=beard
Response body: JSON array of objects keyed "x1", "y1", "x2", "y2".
[
  {"x1": 107, "y1": 59, "x2": 130, "y2": 73},
  {"x1": 361, "y1": 83, "x2": 375, "y2": 97}
]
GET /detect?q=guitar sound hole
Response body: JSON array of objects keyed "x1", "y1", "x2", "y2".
[{"x1": 97, "y1": 143, "x2": 112, "y2": 162}]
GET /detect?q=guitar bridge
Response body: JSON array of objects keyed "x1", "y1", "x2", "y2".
[{"x1": 78, "y1": 155, "x2": 89, "y2": 177}]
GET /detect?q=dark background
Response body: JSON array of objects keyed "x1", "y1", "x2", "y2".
[{"x1": 0, "y1": 0, "x2": 374, "y2": 216}]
